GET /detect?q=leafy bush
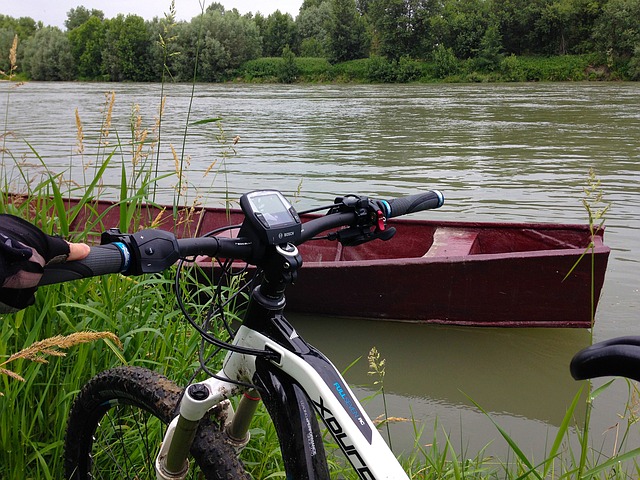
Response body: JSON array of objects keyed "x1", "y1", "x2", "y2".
[
  {"x1": 514, "y1": 55, "x2": 592, "y2": 81},
  {"x1": 239, "y1": 57, "x2": 282, "y2": 81},
  {"x1": 629, "y1": 45, "x2": 640, "y2": 80},
  {"x1": 300, "y1": 38, "x2": 328, "y2": 58},
  {"x1": 433, "y1": 44, "x2": 460, "y2": 79},
  {"x1": 365, "y1": 55, "x2": 396, "y2": 82},
  {"x1": 364, "y1": 55, "x2": 423, "y2": 83},
  {"x1": 330, "y1": 58, "x2": 369, "y2": 81},
  {"x1": 296, "y1": 57, "x2": 332, "y2": 78},
  {"x1": 235, "y1": 53, "x2": 616, "y2": 84},
  {"x1": 239, "y1": 56, "x2": 332, "y2": 82},
  {"x1": 279, "y1": 46, "x2": 298, "y2": 83},
  {"x1": 396, "y1": 56, "x2": 423, "y2": 82},
  {"x1": 500, "y1": 54, "x2": 527, "y2": 82}
]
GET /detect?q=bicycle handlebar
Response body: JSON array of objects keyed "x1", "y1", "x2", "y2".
[
  {"x1": 381, "y1": 190, "x2": 444, "y2": 218},
  {"x1": 40, "y1": 235, "x2": 253, "y2": 286},
  {"x1": 39, "y1": 190, "x2": 444, "y2": 286},
  {"x1": 39, "y1": 244, "x2": 129, "y2": 286}
]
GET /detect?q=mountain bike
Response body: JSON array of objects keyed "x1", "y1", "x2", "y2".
[{"x1": 41, "y1": 189, "x2": 445, "y2": 479}]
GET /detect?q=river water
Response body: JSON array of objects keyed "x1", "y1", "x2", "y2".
[{"x1": 1, "y1": 81, "x2": 639, "y2": 461}]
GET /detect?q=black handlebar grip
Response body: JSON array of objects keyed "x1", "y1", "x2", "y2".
[
  {"x1": 39, "y1": 244, "x2": 128, "y2": 286},
  {"x1": 382, "y1": 190, "x2": 444, "y2": 218},
  {"x1": 570, "y1": 336, "x2": 640, "y2": 383}
]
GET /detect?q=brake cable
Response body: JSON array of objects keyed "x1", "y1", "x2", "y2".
[{"x1": 174, "y1": 225, "x2": 278, "y2": 360}]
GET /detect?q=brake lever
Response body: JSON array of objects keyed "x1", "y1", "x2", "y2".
[{"x1": 328, "y1": 194, "x2": 395, "y2": 246}]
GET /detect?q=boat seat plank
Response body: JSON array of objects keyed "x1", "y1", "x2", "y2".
[{"x1": 423, "y1": 227, "x2": 478, "y2": 257}]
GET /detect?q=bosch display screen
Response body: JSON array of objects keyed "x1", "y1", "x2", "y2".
[
  {"x1": 247, "y1": 192, "x2": 296, "y2": 228},
  {"x1": 239, "y1": 190, "x2": 302, "y2": 245}
]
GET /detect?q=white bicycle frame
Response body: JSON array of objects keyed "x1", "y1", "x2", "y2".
[{"x1": 155, "y1": 324, "x2": 408, "y2": 480}]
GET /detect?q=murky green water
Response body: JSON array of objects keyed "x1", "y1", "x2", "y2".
[{"x1": 2, "y1": 81, "x2": 639, "y2": 459}]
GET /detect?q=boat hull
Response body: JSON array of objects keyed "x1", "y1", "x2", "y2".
[{"x1": 286, "y1": 246, "x2": 608, "y2": 328}]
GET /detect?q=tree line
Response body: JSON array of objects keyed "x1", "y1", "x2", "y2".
[{"x1": 1, "y1": 0, "x2": 639, "y2": 82}]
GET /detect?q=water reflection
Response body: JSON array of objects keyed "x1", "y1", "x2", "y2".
[{"x1": 293, "y1": 314, "x2": 591, "y2": 426}]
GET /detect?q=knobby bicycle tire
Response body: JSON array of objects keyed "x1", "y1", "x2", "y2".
[{"x1": 64, "y1": 366, "x2": 250, "y2": 480}]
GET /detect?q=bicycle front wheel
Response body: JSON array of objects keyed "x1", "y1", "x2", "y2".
[{"x1": 64, "y1": 366, "x2": 249, "y2": 480}]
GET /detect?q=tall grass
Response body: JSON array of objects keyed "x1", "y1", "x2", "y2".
[{"x1": 0, "y1": 73, "x2": 236, "y2": 478}]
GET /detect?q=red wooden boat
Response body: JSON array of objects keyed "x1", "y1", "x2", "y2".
[
  {"x1": 58, "y1": 198, "x2": 609, "y2": 328},
  {"x1": 287, "y1": 218, "x2": 609, "y2": 328}
]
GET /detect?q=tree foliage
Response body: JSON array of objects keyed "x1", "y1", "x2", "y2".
[
  {"x1": 1, "y1": 0, "x2": 638, "y2": 82},
  {"x1": 297, "y1": 1, "x2": 332, "y2": 57},
  {"x1": 176, "y1": 9, "x2": 262, "y2": 82},
  {"x1": 68, "y1": 16, "x2": 105, "y2": 78},
  {"x1": 593, "y1": 0, "x2": 640, "y2": 58},
  {"x1": 0, "y1": 30, "x2": 16, "y2": 74},
  {"x1": 433, "y1": 0, "x2": 489, "y2": 59},
  {"x1": 65, "y1": 7, "x2": 104, "y2": 31},
  {"x1": 22, "y1": 27, "x2": 75, "y2": 80},
  {"x1": 0, "y1": 14, "x2": 39, "y2": 40},
  {"x1": 328, "y1": 0, "x2": 368, "y2": 62},
  {"x1": 101, "y1": 14, "x2": 152, "y2": 81},
  {"x1": 368, "y1": 0, "x2": 438, "y2": 59},
  {"x1": 261, "y1": 11, "x2": 298, "y2": 56}
]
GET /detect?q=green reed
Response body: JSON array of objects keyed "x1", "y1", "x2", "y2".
[{"x1": 0, "y1": 76, "x2": 234, "y2": 478}]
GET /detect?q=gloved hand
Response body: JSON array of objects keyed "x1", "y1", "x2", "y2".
[{"x1": 0, "y1": 214, "x2": 89, "y2": 313}]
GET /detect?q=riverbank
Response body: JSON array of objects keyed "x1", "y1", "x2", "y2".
[
  {"x1": 2, "y1": 54, "x2": 631, "y2": 85},
  {"x1": 238, "y1": 53, "x2": 625, "y2": 84}
]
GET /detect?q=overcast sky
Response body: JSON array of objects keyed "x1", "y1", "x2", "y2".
[{"x1": 1, "y1": 1, "x2": 304, "y2": 28}]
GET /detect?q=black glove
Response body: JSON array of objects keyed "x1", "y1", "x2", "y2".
[{"x1": 0, "y1": 214, "x2": 70, "y2": 313}]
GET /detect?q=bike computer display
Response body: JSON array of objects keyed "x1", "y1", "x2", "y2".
[{"x1": 239, "y1": 190, "x2": 302, "y2": 245}]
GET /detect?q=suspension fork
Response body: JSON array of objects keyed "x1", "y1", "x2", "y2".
[
  {"x1": 155, "y1": 375, "x2": 261, "y2": 479},
  {"x1": 154, "y1": 356, "x2": 330, "y2": 480},
  {"x1": 226, "y1": 389, "x2": 262, "y2": 443}
]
